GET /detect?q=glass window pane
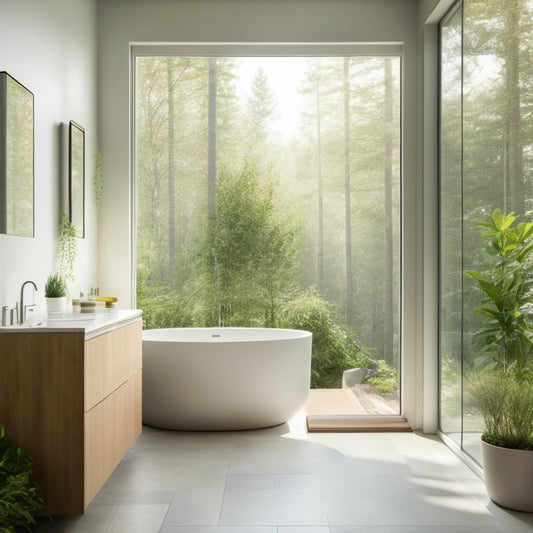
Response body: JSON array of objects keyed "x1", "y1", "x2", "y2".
[
  {"x1": 440, "y1": 0, "x2": 533, "y2": 464},
  {"x1": 135, "y1": 54, "x2": 402, "y2": 415},
  {"x1": 440, "y1": 4, "x2": 463, "y2": 447}
]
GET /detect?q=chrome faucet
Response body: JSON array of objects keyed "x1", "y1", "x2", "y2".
[{"x1": 20, "y1": 280, "x2": 38, "y2": 324}]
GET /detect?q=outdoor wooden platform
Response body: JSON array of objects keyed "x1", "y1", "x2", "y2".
[
  {"x1": 304, "y1": 389, "x2": 412, "y2": 433},
  {"x1": 304, "y1": 388, "x2": 366, "y2": 415}
]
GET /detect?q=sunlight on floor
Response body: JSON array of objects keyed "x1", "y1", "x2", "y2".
[{"x1": 32, "y1": 409, "x2": 533, "y2": 533}]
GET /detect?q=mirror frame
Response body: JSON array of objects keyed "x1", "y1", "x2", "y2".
[
  {"x1": 0, "y1": 71, "x2": 34, "y2": 237},
  {"x1": 68, "y1": 120, "x2": 85, "y2": 238}
]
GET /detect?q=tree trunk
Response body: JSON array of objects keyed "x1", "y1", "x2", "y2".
[
  {"x1": 383, "y1": 58, "x2": 394, "y2": 365},
  {"x1": 208, "y1": 58, "x2": 217, "y2": 219},
  {"x1": 167, "y1": 59, "x2": 176, "y2": 274},
  {"x1": 343, "y1": 58, "x2": 354, "y2": 327},
  {"x1": 316, "y1": 76, "x2": 324, "y2": 291},
  {"x1": 502, "y1": 0, "x2": 524, "y2": 215}
]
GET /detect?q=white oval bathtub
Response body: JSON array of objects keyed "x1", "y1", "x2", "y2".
[{"x1": 142, "y1": 327, "x2": 312, "y2": 430}]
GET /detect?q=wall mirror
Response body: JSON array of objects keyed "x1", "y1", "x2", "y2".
[
  {"x1": 69, "y1": 120, "x2": 85, "y2": 238},
  {"x1": 0, "y1": 71, "x2": 34, "y2": 237}
]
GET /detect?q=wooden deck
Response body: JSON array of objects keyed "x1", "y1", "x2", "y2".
[
  {"x1": 304, "y1": 388, "x2": 411, "y2": 433},
  {"x1": 304, "y1": 388, "x2": 366, "y2": 415}
]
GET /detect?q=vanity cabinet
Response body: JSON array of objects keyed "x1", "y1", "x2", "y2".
[{"x1": 0, "y1": 311, "x2": 142, "y2": 515}]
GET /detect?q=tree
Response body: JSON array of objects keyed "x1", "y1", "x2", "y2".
[
  {"x1": 299, "y1": 60, "x2": 330, "y2": 292},
  {"x1": 383, "y1": 57, "x2": 394, "y2": 363},
  {"x1": 343, "y1": 57, "x2": 354, "y2": 327},
  {"x1": 245, "y1": 66, "x2": 276, "y2": 153},
  {"x1": 199, "y1": 163, "x2": 298, "y2": 327},
  {"x1": 502, "y1": 0, "x2": 524, "y2": 214},
  {"x1": 167, "y1": 58, "x2": 176, "y2": 273},
  {"x1": 207, "y1": 57, "x2": 217, "y2": 219}
]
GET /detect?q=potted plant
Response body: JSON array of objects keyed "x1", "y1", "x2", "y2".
[
  {"x1": 465, "y1": 209, "x2": 533, "y2": 511},
  {"x1": 44, "y1": 272, "x2": 67, "y2": 314},
  {"x1": 0, "y1": 425, "x2": 44, "y2": 532}
]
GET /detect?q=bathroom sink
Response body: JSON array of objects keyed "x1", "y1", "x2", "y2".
[
  {"x1": 45, "y1": 313, "x2": 96, "y2": 321},
  {"x1": 12, "y1": 313, "x2": 98, "y2": 327}
]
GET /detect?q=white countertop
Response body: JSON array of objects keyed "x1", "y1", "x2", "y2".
[{"x1": 0, "y1": 309, "x2": 142, "y2": 339}]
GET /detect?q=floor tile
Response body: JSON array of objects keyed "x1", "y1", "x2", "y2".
[
  {"x1": 382, "y1": 526, "x2": 531, "y2": 533},
  {"x1": 278, "y1": 527, "x2": 332, "y2": 533},
  {"x1": 32, "y1": 504, "x2": 118, "y2": 532},
  {"x1": 329, "y1": 526, "x2": 387, "y2": 533},
  {"x1": 220, "y1": 485, "x2": 328, "y2": 526},
  {"x1": 163, "y1": 458, "x2": 229, "y2": 526},
  {"x1": 160, "y1": 526, "x2": 278, "y2": 533},
  {"x1": 107, "y1": 504, "x2": 168, "y2": 533},
  {"x1": 31, "y1": 418, "x2": 533, "y2": 532}
]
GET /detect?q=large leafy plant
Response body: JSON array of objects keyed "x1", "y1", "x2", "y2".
[
  {"x1": 465, "y1": 209, "x2": 533, "y2": 375},
  {"x1": 466, "y1": 209, "x2": 533, "y2": 450},
  {"x1": 0, "y1": 426, "x2": 44, "y2": 532}
]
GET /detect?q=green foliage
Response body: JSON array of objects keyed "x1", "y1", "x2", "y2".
[
  {"x1": 468, "y1": 372, "x2": 533, "y2": 450},
  {"x1": 278, "y1": 290, "x2": 373, "y2": 388},
  {"x1": 465, "y1": 210, "x2": 533, "y2": 450},
  {"x1": 138, "y1": 294, "x2": 194, "y2": 330},
  {"x1": 44, "y1": 273, "x2": 67, "y2": 298},
  {"x1": 135, "y1": 56, "x2": 402, "y2": 367},
  {"x1": 0, "y1": 426, "x2": 44, "y2": 532},
  {"x1": 367, "y1": 359, "x2": 398, "y2": 393},
  {"x1": 200, "y1": 162, "x2": 298, "y2": 327},
  {"x1": 440, "y1": 357, "x2": 462, "y2": 417},
  {"x1": 93, "y1": 152, "x2": 104, "y2": 208},
  {"x1": 465, "y1": 209, "x2": 533, "y2": 376},
  {"x1": 58, "y1": 211, "x2": 78, "y2": 284}
]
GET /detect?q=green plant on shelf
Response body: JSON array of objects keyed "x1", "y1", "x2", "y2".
[{"x1": 44, "y1": 272, "x2": 67, "y2": 298}]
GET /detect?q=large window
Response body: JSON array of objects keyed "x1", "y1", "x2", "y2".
[
  {"x1": 135, "y1": 51, "x2": 401, "y2": 412},
  {"x1": 439, "y1": 0, "x2": 533, "y2": 462}
]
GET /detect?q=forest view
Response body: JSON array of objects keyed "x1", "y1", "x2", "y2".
[
  {"x1": 135, "y1": 55, "x2": 401, "y2": 398},
  {"x1": 439, "y1": 0, "x2": 533, "y2": 460}
]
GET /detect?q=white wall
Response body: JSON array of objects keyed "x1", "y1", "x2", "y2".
[{"x1": 0, "y1": 0, "x2": 99, "y2": 314}]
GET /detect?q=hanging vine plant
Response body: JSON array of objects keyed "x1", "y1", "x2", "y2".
[
  {"x1": 58, "y1": 211, "x2": 78, "y2": 283},
  {"x1": 93, "y1": 152, "x2": 104, "y2": 208}
]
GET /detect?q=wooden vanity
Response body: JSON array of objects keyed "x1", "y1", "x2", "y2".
[{"x1": 0, "y1": 310, "x2": 142, "y2": 515}]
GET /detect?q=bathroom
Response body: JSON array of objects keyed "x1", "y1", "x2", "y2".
[{"x1": 2, "y1": 0, "x2": 533, "y2": 531}]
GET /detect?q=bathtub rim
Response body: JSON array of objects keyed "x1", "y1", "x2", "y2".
[{"x1": 142, "y1": 326, "x2": 312, "y2": 344}]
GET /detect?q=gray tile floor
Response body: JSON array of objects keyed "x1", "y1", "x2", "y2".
[{"x1": 33, "y1": 411, "x2": 533, "y2": 532}]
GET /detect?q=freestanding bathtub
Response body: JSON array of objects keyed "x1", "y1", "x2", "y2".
[{"x1": 142, "y1": 327, "x2": 312, "y2": 430}]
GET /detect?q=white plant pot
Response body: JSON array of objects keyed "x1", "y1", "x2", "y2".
[
  {"x1": 46, "y1": 296, "x2": 67, "y2": 314},
  {"x1": 482, "y1": 440, "x2": 533, "y2": 512}
]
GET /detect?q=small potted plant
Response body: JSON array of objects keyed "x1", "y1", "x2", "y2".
[
  {"x1": 469, "y1": 372, "x2": 533, "y2": 511},
  {"x1": 44, "y1": 272, "x2": 67, "y2": 314},
  {"x1": 466, "y1": 209, "x2": 533, "y2": 511}
]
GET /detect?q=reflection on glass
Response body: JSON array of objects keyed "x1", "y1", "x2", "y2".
[
  {"x1": 69, "y1": 121, "x2": 85, "y2": 238},
  {"x1": 0, "y1": 72, "x2": 34, "y2": 237}
]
